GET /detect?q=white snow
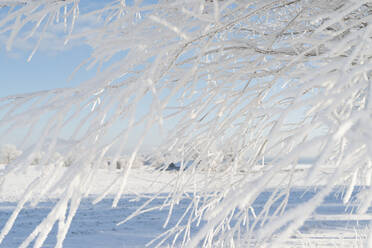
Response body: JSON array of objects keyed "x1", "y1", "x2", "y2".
[{"x1": 0, "y1": 164, "x2": 370, "y2": 247}]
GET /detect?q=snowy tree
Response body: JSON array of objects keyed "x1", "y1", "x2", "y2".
[
  {"x1": 51, "y1": 151, "x2": 64, "y2": 165},
  {"x1": 28, "y1": 151, "x2": 63, "y2": 165},
  {"x1": 0, "y1": 0, "x2": 372, "y2": 247},
  {"x1": 0, "y1": 144, "x2": 22, "y2": 164},
  {"x1": 29, "y1": 151, "x2": 45, "y2": 165},
  {"x1": 62, "y1": 155, "x2": 75, "y2": 167}
]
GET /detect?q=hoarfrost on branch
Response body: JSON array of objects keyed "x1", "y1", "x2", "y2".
[{"x1": 0, "y1": 0, "x2": 372, "y2": 247}]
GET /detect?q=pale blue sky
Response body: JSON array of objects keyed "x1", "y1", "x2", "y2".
[
  {"x1": 0, "y1": 0, "x2": 109, "y2": 97},
  {"x1": 0, "y1": 0, "x2": 164, "y2": 152},
  {"x1": 0, "y1": 45, "x2": 93, "y2": 97},
  {"x1": 0, "y1": 0, "x2": 315, "y2": 155},
  {"x1": 0, "y1": 43, "x2": 164, "y2": 152},
  {"x1": 0, "y1": 0, "x2": 158, "y2": 97}
]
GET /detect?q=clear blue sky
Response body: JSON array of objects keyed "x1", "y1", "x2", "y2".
[
  {"x1": 0, "y1": 0, "x2": 164, "y2": 152},
  {"x1": 0, "y1": 43, "x2": 163, "y2": 151},
  {"x1": 0, "y1": 45, "x2": 93, "y2": 97},
  {"x1": 0, "y1": 0, "x2": 318, "y2": 157},
  {"x1": 0, "y1": 0, "x2": 108, "y2": 97}
]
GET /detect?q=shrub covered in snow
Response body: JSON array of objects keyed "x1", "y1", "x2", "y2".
[{"x1": 0, "y1": 144, "x2": 22, "y2": 164}]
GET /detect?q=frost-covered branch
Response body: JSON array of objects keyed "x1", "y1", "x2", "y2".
[{"x1": 1, "y1": 0, "x2": 372, "y2": 247}]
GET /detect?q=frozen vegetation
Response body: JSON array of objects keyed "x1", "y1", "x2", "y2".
[{"x1": 0, "y1": 0, "x2": 372, "y2": 247}]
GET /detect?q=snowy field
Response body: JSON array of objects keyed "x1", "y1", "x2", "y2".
[
  {"x1": 0, "y1": 191, "x2": 369, "y2": 248},
  {"x1": 0, "y1": 197, "x2": 194, "y2": 248},
  {"x1": 0, "y1": 166, "x2": 370, "y2": 247}
]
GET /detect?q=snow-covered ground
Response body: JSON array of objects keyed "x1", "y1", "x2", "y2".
[
  {"x1": 0, "y1": 165, "x2": 370, "y2": 247},
  {"x1": 0, "y1": 193, "x2": 368, "y2": 248},
  {"x1": 0, "y1": 197, "x2": 196, "y2": 248},
  {"x1": 0, "y1": 163, "x2": 353, "y2": 201}
]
